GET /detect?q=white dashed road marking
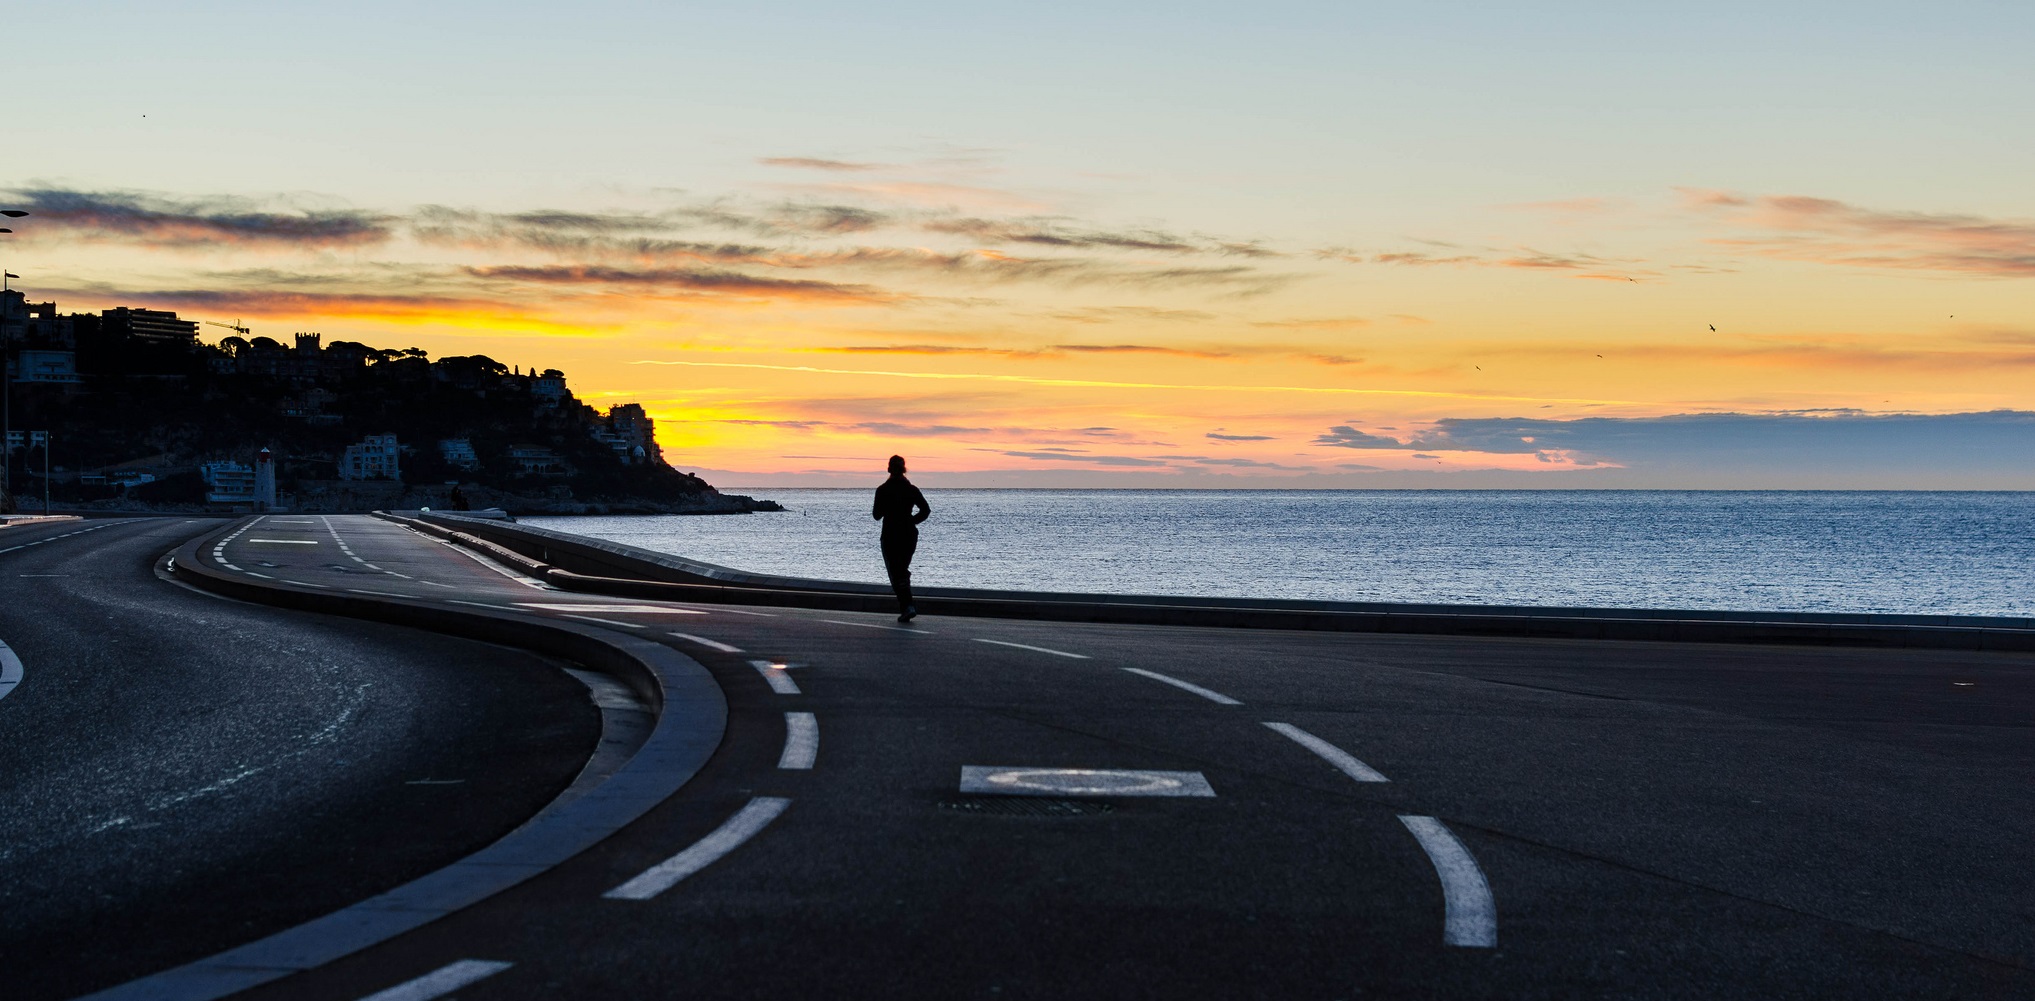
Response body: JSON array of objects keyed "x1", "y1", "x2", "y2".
[
  {"x1": 959, "y1": 766, "x2": 1217, "y2": 798},
  {"x1": 670, "y1": 632, "x2": 743, "y2": 653},
  {"x1": 355, "y1": 959, "x2": 514, "y2": 1001},
  {"x1": 1121, "y1": 667, "x2": 1242, "y2": 705},
  {"x1": 748, "y1": 659, "x2": 802, "y2": 695},
  {"x1": 779, "y1": 712, "x2": 818, "y2": 770},
  {"x1": 604, "y1": 797, "x2": 792, "y2": 901},
  {"x1": 1263, "y1": 722, "x2": 1389, "y2": 783},
  {"x1": 1398, "y1": 815, "x2": 1497, "y2": 948},
  {"x1": 972, "y1": 638, "x2": 1090, "y2": 659}
]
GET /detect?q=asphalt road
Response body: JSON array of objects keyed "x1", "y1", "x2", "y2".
[
  {"x1": 0, "y1": 517, "x2": 600, "y2": 1001},
  {"x1": 123, "y1": 514, "x2": 2035, "y2": 1000}
]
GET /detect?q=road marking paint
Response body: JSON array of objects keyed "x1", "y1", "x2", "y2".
[
  {"x1": 356, "y1": 959, "x2": 514, "y2": 1001},
  {"x1": 246, "y1": 538, "x2": 319, "y2": 544},
  {"x1": 1264, "y1": 722, "x2": 1389, "y2": 783},
  {"x1": 973, "y1": 638, "x2": 1090, "y2": 659},
  {"x1": 346, "y1": 589, "x2": 411, "y2": 598},
  {"x1": 604, "y1": 797, "x2": 792, "y2": 900},
  {"x1": 418, "y1": 580, "x2": 457, "y2": 588},
  {"x1": 514, "y1": 602, "x2": 705, "y2": 614},
  {"x1": 685, "y1": 604, "x2": 777, "y2": 617},
  {"x1": 1398, "y1": 815, "x2": 1497, "y2": 948},
  {"x1": 441, "y1": 541, "x2": 554, "y2": 587},
  {"x1": 960, "y1": 766, "x2": 1216, "y2": 798},
  {"x1": 0, "y1": 639, "x2": 24, "y2": 702},
  {"x1": 282, "y1": 580, "x2": 332, "y2": 588},
  {"x1": 240, "y1": 570, "x2": 268, "y2": 577},
  {"x1": 748, "y1": 659, "x2": 802, "y2": 695},
  {"x1": 269, "y1": 519, "x2": 317, "y2": 524},
  {"x1": 670, "y1": 632, "x2": 743, "y2": 653},
  {"x1": 446, "y1": 599, "x2": 514, "y2": 610},
  {"x1": 559, "y1": 614, "x2": 646, "y2": 629},
  {"x1": 820, "y1": 618, "x2": 932, "y2": 634},
  {"x1": 779, "y1": 712, "x2": 818, "y2": 769},
  {"x1": 1121, "y1": 667, "x2": 1242, "y2": 705}
]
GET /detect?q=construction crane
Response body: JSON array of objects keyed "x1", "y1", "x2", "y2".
[{"x1": 204, "y1": 320, "x2": 251, "y2": 336}]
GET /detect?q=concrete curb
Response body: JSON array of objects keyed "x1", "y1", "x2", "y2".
[
  {"x1": 412, "y1": 511, "x2": 2035, "y2": 654},
  {"x1": 78, "y1": 521, "x2": 728, "y2": 1001}
]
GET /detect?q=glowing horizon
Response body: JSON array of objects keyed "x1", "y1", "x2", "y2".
[{"x1": 6, "y1": 3, "x2": 2031, "y2": 487}]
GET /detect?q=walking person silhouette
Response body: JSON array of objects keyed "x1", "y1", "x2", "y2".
[{"x1": 872, "y1": 455, "x2": 931, "y2": 622}]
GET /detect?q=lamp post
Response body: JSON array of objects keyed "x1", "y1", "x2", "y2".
[{"x1": 1, "y1": 209, "x2": 27, "y2": 512}]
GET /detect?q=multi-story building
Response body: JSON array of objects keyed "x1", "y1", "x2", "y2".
[
  {"x1": 200, "y1": 460, "x2": 257, "y2": 504},
  {"x1": 438, "y1": 438, "x2": 480, "y2": 471},
  {"x1": 101, "y1": 307, "x2": 199, "y2": 344},
  {"x1": 507, "y1": 444, "x2": 563, "y2": 476},
  {"x1": 601, "y1": 403, "x2": 663, "y2": 465},
  {"x1": 339, "y1": 434, "x2": 402, "y2": 481}
]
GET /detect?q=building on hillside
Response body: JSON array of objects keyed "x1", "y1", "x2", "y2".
[
  {"x1": 201, "y1": 460, "x2": 257, "y2": 504},
  {"x1": 14, "y1": 349, "x2": 79, "y2": 384},
  {"x1": 339, "y1": 434, "x2": 402, "y2": 481},
  {"x1": 102, "y1": 307, "x2": 199, "y2": 343},
  {"x1": 598, "y1": 403, "x2": 663, "y2": 465},
  {"x1": 438, "y1": 438, "x2": 480, "y2": 471},
  {"x1": 507, "y1": 444, "x2": 564, "y2": 476},
  {"x1": 532, "y1": 369, "x2": 568, "y2": 405}
]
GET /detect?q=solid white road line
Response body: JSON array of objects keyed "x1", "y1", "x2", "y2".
[
  {"x1": 356, "y1": 959, "x2": 514, "y2": 1001},
  {"x1": 820, "y1": 618, "x2": 931, "y2": 634},
  {"x1": 748, "y1": 659, "x2": 802, "y2": 695},
  {"x1": 446, "y1": 599, "x2": 514, "y2": 610},
  {"x1": 1121, "y1": 667, "x2": 1242, "y2": 705},
  {"x1": 515, "y1": 602, "x2": 704, "y2": 614},
  {"x1": 779, "y1": 712, "x2": 818, "y2": 770},
  {"x1": 604, "y1": 797, "x2": 792, "y2": 900},
  {"x1": 560, "y1": 614, "x2": 646, "y2": 630},
  {"x1": 1398, "y1": 815, "x2": 1497, "y2": 948},
  {"x1": 973, "y1": 638, "x2": 1090, "y2": 659},
  {"x1": 1264, "y1": 722, "x2": 1389, "y2": 783},
  {"x1": 671, "y1": 632, "x2": 744, "y2": 653},
  {"x1": 246, "y1": 538, "x2": 319, "y2": 544},
  {"x1": 0, "y1": 638, "x2": 23, "y2": 703}
]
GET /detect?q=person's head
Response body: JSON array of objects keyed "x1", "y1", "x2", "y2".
[{"x1": 887, "y1": 455, "x2": 907, "y2": 475}]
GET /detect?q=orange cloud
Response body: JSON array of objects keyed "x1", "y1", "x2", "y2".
[{"x1": 1684, "y1": 189, "x2": 2035, "y2": 277}]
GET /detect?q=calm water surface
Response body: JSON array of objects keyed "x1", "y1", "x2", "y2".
[{"x1": 526, "y1": 490, "x2": 2035, "y2": 617}]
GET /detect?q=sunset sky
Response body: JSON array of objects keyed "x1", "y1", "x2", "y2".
[{"x1": 6, "y1": 2, "x2": 2032, "y2": 487}]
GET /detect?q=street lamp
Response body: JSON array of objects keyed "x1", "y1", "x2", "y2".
[{"x1": 2, "y1": 210, "x2": 27, "y2": 511}]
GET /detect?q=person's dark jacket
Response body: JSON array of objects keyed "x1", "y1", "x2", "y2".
[{"x1": 872, "y1": 476, "x2": 930, "y2": 537}]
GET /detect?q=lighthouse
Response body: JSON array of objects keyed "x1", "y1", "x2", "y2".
[{"x1": 254, "y1": 447, "x2": 278, "y2": 512}]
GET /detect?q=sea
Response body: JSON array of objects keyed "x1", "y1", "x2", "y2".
[{"x1": 523, "y1": 490, "x2": 2035, "y2": 618}]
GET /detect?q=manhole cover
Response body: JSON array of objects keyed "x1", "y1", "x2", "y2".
[{"x1": 938, "y1": 798, "x2": 1115, "y2": 817}]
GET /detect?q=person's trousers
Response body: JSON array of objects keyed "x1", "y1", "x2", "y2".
[{"x1": 881, "y1": 530, "x2": 917, "y2": 611}]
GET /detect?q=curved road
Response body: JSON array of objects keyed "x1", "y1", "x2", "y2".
[
  {"x1": 109, "y1": 514, "x2": 2035, "y2": 999},
  {"x1": 0, "y1": 518, "x2": 599, "y2": 1001}
]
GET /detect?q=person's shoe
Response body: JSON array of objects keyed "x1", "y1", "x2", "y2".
[{"x1": 898, "y1": 606, "x2": 918, "y2": 622}]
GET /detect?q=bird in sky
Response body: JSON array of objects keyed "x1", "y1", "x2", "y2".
[{"x1": 1709, "y1": 324, "x2": 1717, "y2": 332}]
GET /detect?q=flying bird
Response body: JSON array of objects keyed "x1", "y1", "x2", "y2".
[{"x1": 1708, "y1": 324, "x2": 1716, "y2": 332}]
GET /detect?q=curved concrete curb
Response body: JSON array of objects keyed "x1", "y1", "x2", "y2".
[
  {"x1": 78, "y1": 522, "x2": 728, "y2": 1001},
  {"x1": 412, "y1": 511, "x2": 2035, "y2": 654}
]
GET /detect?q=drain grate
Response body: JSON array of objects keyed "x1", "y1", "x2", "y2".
[{"x1": 937, "y1": 798, "x2": 1115, "y2": 817}]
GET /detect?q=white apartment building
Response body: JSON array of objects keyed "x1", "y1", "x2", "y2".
[{"x1": 340, "y1": 434, "x2": 403, "y2": 481}]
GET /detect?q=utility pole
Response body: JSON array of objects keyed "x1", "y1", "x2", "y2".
[
  {"x1": 32, "y1": 431, "x2": 48, "y2": 515},
  {"x1": 1, "y1": 209, "x2": 30, "y2": 512}
]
